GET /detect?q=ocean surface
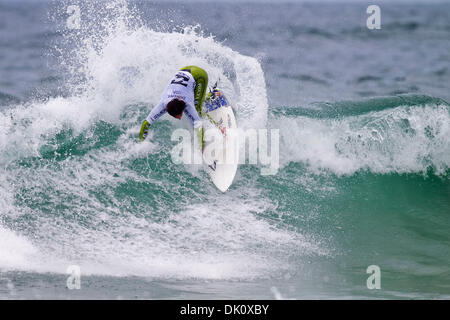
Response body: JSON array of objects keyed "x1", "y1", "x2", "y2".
[{"x1": 0, "y1": 0, "x2": 449, "y2": 299}]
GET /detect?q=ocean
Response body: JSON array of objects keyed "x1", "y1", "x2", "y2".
[{"x1": 0, "y1": 0, "x2": 449, "y2": 299}]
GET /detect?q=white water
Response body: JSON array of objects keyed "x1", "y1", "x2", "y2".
[
  {"x1": 0, "y1": 0, "x2": 318, "y2": 280},
  {"x1": 275, "y1": 103, "x2": 450, "y2": 175}
]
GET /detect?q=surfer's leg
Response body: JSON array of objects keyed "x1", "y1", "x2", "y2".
[{"x1": 180, "y1": 66, "x2": 208, "y2": 113}]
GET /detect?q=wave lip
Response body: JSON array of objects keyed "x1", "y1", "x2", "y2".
[{"x1": 273, "y1": 94, "x2": 450, "y2": 119}]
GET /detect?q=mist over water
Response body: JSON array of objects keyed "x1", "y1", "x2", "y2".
[{"x1": 0, "y1": 0, "x2": 449, "y2": 299}]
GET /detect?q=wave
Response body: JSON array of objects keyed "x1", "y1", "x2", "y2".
[
  {"x1": 0, "y1": 0, "x2": 270, "y2": 163},
  {"x1": 1, "y1": 0, "x2": 448, "y2": 285},
  {"x1": 273, "y1": 95, "x2": 450, "y2": 176},
  {"x1": 272, "y1": 94, "x2": 449, "y2": 118},
  {"x1": 0, "y1": 0, "x2": 315, "y2": 279}
]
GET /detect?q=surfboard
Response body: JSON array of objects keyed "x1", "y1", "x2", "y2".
[{"x1": 202, "y1": 89, "x2": 239, "y2": 192}]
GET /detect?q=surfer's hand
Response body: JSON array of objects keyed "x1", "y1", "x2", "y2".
[{"x1": 139, "y1": 120, "x2": 150, "y2": 141}]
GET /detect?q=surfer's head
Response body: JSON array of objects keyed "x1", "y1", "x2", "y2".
[{"x1": 166, "y1": 99, "x2": 186, "y2": 119}]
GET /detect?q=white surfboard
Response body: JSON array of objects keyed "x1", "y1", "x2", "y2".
[{"x1": 203, "y1": 89, "x2": 239, "y2": 192}]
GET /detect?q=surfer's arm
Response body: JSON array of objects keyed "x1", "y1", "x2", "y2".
[{"x1": 140, "y1": 101, "x2": 166, "y2": 141}]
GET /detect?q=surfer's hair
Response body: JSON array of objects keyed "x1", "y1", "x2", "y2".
[{"x1": 166, "y1": 99, "x2": 186, "y2": 117}]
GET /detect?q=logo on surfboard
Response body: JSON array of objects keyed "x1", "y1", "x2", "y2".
[
  {"x1": 208, "y1": 160, "x2": 218, "y2": 171},
  {"x1": 205, "y1": 90, "x2": 228, "y2": 113}
]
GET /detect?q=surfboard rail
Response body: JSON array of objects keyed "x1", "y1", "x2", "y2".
[{"x1": 203, "y1": 89, "x2": 239, "y2": 192}]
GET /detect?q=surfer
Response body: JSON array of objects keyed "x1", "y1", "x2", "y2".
[{"x1": 139, "y1": 66, "x2": 208, "y2": 145}]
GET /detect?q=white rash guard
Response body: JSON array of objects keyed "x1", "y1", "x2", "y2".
[{"x1": 145, "y1": 71, "x2": 202, "y2": 128}]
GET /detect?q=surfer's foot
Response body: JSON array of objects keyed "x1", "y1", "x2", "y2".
[{"x1": 207, "y1": 82, "x2": 221, "y2": 101}]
